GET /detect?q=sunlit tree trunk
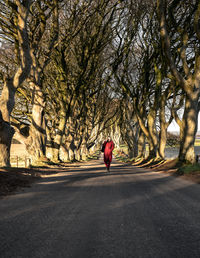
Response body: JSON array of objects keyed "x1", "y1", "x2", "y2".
[
  {"x1": 137, "y1": 115, "x2": 157, "y2": 159},
  {"x1": 0, "y1": 80, "x2": 16, "y2": 166},
  {"x1": 157, "y1": 0, "x2": 200, "y2": 163},
  {"x1": 137, "y1": 129, "x2": 145, "y2": 158},
  {"x1": 158, "y1": 92, "x2": 173, "y2": 159},
  {"x1": 60, "y1": 144, "x2": 70, "y2": 162},
  {"x1": 23, "y1": 1, "x2": 59, "y2": 164},
  {"x1": 75, "y1": 149, "x2": 81, "y2": 161},
  {"x1": 80, "y1": 139, "x2": 88, "y2": 161},
  {"x1": 28, "y1": 83, "x2": 46, "y2": 164},
  {"x1": 69, "y1": 136, "x2": 77, "y2": 161},
  {"x1": 51, "y1": 104, "x2": 67, "y2": 162},
  {"x1": 178, "y1": 93, "x2": 199, "y2": 163},
  {"x1": 46, "y1": 124, "x2": 54, "y2": 160},
  {"x1": 0, "y1": 2, "x2": 32, "y2": 166}
]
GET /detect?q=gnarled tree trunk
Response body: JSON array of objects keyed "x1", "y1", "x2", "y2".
[
  {"x1": 137, "y1": 129, "x2": 145, "y2": 158},
  {"x1": 178, "y1": 93, "x2": 199, "y2": 163},
  {"x1": 0, "y1": 113, "x2": 15, "y2": 166},
  {"x1": 60, "y1": 144, "x2": 70, "y2": 162},
  {"x1": 0, "y1": 80, "x2": 16, "y2": 166},
  {"x1": 27, "y1": 83, "x2": 46, "y2": 164},
  {"x1": 51, "y1": 107, "x2": 67, "y2": 162},
  {"x1": 0, "y1": 2, "x2": 32, "y2": 166},
  {"x1": 158, "y1": 123, "x2": 167, "y2": 160},
  {"x1": 157, "y1": 0, "x2": 200, "y2": 163}
]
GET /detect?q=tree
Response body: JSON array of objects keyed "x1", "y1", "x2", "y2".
[
  {"x1": 43, "y1": 0, "x2": 119, "y2": 162},
  {"x1": 119, "y1": 97, "x2": 140, "y2": 158},
  {"x1": 157, "y1": 0, "x2": 200, "y2": 163},
  {"x1": 0, "y1": 0, "x2": 32, "y2": 166}
]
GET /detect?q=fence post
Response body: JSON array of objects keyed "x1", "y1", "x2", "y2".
[{"x1": 16, "y1": 156, "x2": 18, "y2": 168}]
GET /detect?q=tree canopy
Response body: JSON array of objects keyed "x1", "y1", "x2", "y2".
[{"x1": 0, "y1": 0, "x2": 200, "y2": 166}]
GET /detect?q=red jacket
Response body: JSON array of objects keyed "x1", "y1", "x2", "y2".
[{"x1": 103, "y1": 140, "x2": 114, "y2": 156}]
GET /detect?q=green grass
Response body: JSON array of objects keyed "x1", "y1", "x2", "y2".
[
  {"x1": 195, "y1": 139, "x2": 200, "y2": 146},
  {"x1": 177, "y1": 163, "x2": 200, "y2": 175},
  {"x1": 86, "y1": 150, "x2": 101, "y2": 161},
  {"x1": 114, "y1": 148, "x2": 131, "y2": 163}
]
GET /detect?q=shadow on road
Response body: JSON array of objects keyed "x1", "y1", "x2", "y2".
[{"x1": 1, "y1": 160, "x2": 200, "y2": 258}]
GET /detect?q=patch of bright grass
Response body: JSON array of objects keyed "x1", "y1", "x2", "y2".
[
  {"x1": 114, "y1": 149, "x2": 130, "y2": 163},
  {"x1": 195, "y1": 139, "x2": 200, "y2": 146},
  {"x1": 177, "y1": 164, "x2": 200, "y2": 175},
  {"x1": 86, "y1": 151, "x2": 101, "y2": 160}
]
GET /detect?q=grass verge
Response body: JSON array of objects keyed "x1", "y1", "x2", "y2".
[{"x1": 176, "y1": 163, "x2": 200, "y2": 175}]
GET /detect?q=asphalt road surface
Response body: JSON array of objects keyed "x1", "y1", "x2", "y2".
[{"x1": 1, "y1": 158, "x2": 200, "y2": 258}]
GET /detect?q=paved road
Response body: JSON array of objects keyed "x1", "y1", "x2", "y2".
[{"x1": 1, "y1": 158, "x2": 200, "y2": 258}]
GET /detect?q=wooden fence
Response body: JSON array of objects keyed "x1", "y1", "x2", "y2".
[{"x1": 10, "y1": 156, "x2": 31, "y2": 168}]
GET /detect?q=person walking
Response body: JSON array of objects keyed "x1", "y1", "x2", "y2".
[{"x1": 102, "y1": 136, "x2": 114, "y2": 172}]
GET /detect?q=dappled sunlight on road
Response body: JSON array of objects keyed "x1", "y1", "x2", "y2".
[
  {"x1": 30, "y1": 158, "x2": 197, "y2": 203},
  {"x1": 1, "y1": 158, "x2": 200, "y2": 258},
  {"x1": 37, "y1": 180, "x2": 69, "y2": 185}
]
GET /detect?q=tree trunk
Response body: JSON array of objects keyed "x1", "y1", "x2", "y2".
[
  {"x1": 135, "y1": 103, "x2": 158, "y2": 159},
  {"x1": 158, "y1": 96, "x2": 168, "y2": 159},
  {"x1": 0, "y1": 117, "x2": 15, "y2": 167},
  {"x1": 46, "y1": 125, "x2": 54, "y2": 160},
  {"x1": 69, "y1": 150, "x2": 76, "y2": 161},
  {"x1": 128, "y1": 149, "x2": 135, "y2": 159},
  {"x1": 51, "y1": 107, "x2": 67, "y2": 162},
  {"x1": 178, "y1": 94, "x2": 199, "y2": 163},
  {"x1": 76, "y1": 149, "x2": 81, "y2": 161},
  {"x1": 60, "y1": 144, "x2": 70, "y2": 162},
  {"x1": 0, "y1": 3, "x2": 32, "y2": 167},
  {"x1": 28, "y1": 83, "x2": 46, "y2": 164},
  {"x1": 157, "y1": 0, "x2": 200, "y2": 163},
  {"x1": 147, "y1": 108, "x2": 158, "y2": 158},
  {"x1": 158, "y1": 123, "x2": 167, "y2": 159},
  {"x1": 0, "y1": 80, "x2": 16, "y2": 166},
  {"x1": 148, "y1": 141, "x2": 157, "y2": 158},
  {"x1": 80, "y1": 139, "x2": 88, "y2": 161},
  {"x1": 137, "y1": 129, "x2": 145, "y2": 158}
]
